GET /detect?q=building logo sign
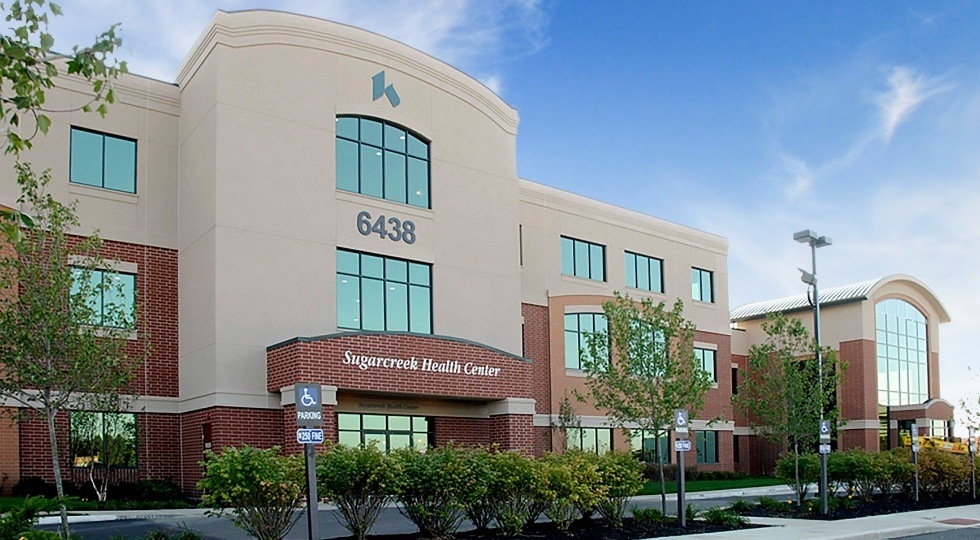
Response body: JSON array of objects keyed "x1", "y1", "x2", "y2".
[
  {"x1": 372, "y1": 71, "x2": 401, "y2": 107},
  {"x1": 343, "y1": 349, "x2": 501, "y2": 377}
]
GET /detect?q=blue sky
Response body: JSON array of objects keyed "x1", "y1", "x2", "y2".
[{"x1": 38, "y1": 1, "x2": 980, "y2": 429}]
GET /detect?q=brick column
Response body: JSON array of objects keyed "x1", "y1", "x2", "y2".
[{"x1": 488, "y1": 398, "x2": 536, "y2": 454}]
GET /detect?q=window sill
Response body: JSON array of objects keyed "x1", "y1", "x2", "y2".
[
  {"x1": 690, "y1": 299, "x2": 717, "y2": 307},
  {"x1": 560, "y1": 274, "x2": 608, "y2": 288},
  {"x1": 625, "y1": 286, "x2": 667, "y2": 297},
  {"x1": 86, "y1": 326, "x2": 139, "y2": 341},
  {"x1": 68, "y1": 183, "x2": 138, "y2": 205},
  {"x1": 564, "y1": 368, "x2": 588, "y2": 378},
  {"x1": 336, "y1": 190, "x2": 434, "y2": 218}
]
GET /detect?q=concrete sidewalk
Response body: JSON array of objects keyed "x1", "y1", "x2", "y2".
[
  {"x1": 36, "y1": 489, "x2": 980, "y2": 540},
  {"x1": 678, "y1": 503, "x2": 980, "y2": 539}
]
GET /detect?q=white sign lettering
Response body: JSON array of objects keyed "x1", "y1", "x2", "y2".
[{"x1": 343, "y1": 350, "x2": 501, "y2": 378}]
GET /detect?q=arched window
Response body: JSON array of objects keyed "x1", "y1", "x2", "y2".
[
  {"x1": 335, "y1": 116, "x2": 430, "y2": 208},
  {"x1": 876, "y1": 299, "x2": 928, "y2": 406}
]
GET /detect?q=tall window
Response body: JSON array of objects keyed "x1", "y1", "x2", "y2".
[
  {"x1": 70, "y1": 267, "x2": 136, "y2": 328},
  {"x1": 876, "y1": 299, "x2": 928, "y2": 406},
  {"x1": 70, "y1": 127, "x2": 137, "y2": 194},
  {"x1": 694, "y1": 348, "x2": 717, "y2": 382},
  {"x1": 691, "y1": 267, "x2": 714, "y2": 303},
  {"x1": 337, "y1": 413, "x2": 432, "y2": 452},
  {"x1": 561, "y1": 236, "x2": 605, "y2": 281},
  {"x1": 696, "y1": 431, "x2": 718, "y2": 464},
  {"x1": 337, "y1": 250, "x2": 431, "y2": 333},
  {"x1": 566, "y1": 427, "x2": 613, "y2": 454},
  {"x1": 70, "y1": 412, "x2": 137, "y2": 469},
  {"x1": 630, "y1": 430, "x2": 670, "y2": 464},
  {"x1": 625, "y1": 251, "x2": 663, "y2": 293},
  {"x1": 335, "y1": 116, "x2": 430, "y2": 208},
  {"x1": 564, "y1": 313, "x2": 607, "y2": 369}
]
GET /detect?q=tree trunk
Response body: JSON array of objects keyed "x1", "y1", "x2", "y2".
[
  {"x1": 47, "y1": 409, "x2": 71, "y2": 539},
  {"x1": 793, "y1": 440, "x2": 801, "y2": 506}
]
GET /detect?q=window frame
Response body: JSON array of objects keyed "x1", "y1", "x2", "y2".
[
  {"x1": 694, "y1": 347, "x2": 717, "y2": 382},
  {"x1": 630, "y1": 429, "x2": 670, "y2": 464},
  {"x1": 335, "y1": 115, "x2": 431, "y2": 209},
  {"x1": 336, "y1": 249, "x2": 433, "y2": 334},
  {"x1": 561, "y1": 236, "x2": 606, "y2": 282},
  {"x1": 565, "y1": 426, "x2": 614, "y2": 454},
  {"x1": 69, "y1": 411, "x2": 138, "y2": 470},
  {"x1": 691, "y1": 267, "x2": 714, "y2": 303},
  {"x1": 563, "y1": 312, "x2": 608, "y2": 370},
  {"x1": 695, "y1": 430, "x2": 719, "y2": 464},
  {"x1": 69, "y1": 126, "x2": 138, "y2": 194},
  {"x1": 624, "y1": 251, "x2": 664, "y2": 293},
  {"x1": 336, "y1": 413, "x2": 433, "y2": 452},
  {"x1": 70, "y1": 266, "x2": 137, "y2": 329}
]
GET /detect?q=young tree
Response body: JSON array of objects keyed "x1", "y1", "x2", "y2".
[
  {"x1": 0, "y1": 164, "x2": 137, "y2": 536},
  {"x1": 581, "y1": 293, "x2": 713, "y2": 515},
  {"x1": 732, "y1": 313, "x2": 846, "y2": 504},
  {"x1": 0, "y1": 2, "x2": 126, "y2": 537},
  {"x1": 551, "y1": 392, "x2": 582, "y2": 451}
]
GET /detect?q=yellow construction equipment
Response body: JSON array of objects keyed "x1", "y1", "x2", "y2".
[{"x1": 899, "y1": 433, "x2": 970, "y2": 454}]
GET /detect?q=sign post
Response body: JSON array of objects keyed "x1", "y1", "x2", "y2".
[
  {"x1": 969, "y1": 426, "x2": 976, "y2": 500},
  {"x1": 910, "y1": 423, "x2": 919, "y2": 503},
  {"x1": 295, "y1": 383, "x2": 324, "y2": 540},
  {"x1": 674, "y1": 409, "x2": 689, "y2": 528},
  {"x1": 818, "y1": 420, "x2": 831, "y2": 515}
]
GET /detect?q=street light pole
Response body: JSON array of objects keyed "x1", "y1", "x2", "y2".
[{"x1": 794, "y1": 229, "x2": 832, "y2": 515}]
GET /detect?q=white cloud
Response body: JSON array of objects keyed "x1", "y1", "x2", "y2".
[
  {"x1": 875, "y1": 66, "x2": 952, "y2": 141},
  {"x1": 46, "y1": 0, "x2": 547, "y2": 90},
  {"x1": 779, "y1": 154, "x2": 815, "y2": 199}
]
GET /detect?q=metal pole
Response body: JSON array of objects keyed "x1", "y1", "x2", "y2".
[
  {"x1": 305, "y1": 443, "x2": 319, "y2": 540},
  {"x1": 678, "y1": 449, "x2": 686, "y2": 528},
  {"x1": 811, "y1": 242, "x2": 828, "y2": 516},
  {"x1": 912, "y1": 446, "x2": 919, "y2": 503},
  {"x1": 970, "y1": 427, "x2": 976, "y2": 500}
]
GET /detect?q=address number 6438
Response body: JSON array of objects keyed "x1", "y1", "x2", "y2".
[{"x1": 357, "y1": 210, "x2": 416, "y2": 244}]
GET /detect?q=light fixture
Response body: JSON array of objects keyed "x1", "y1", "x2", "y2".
[{"x1": 798, "y1": 268, "x2": 816, "y2": 286}]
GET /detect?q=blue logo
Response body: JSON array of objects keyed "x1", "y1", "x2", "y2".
[{"x1": 373, "y1": 71, "x2": 401, "y2": 107}]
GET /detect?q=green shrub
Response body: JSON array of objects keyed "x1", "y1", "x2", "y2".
[
  {"x1": 775, "y1": 452, "x2": 820, "y2": 504},
  {"x1": 12, "y1": 531, "x2": 69, "y2": 540},
  {"x1": 917, "y1": 448, "x2": 971, "y2": 497},
  {"x1": 539, "y1": 451, "x2": 603, "y2": 531},
  {"x1": 391, "y1": 445, "x2": 481, "y2": 539},
  {"x1": 876, "y1": 450, "x2": 915, "y2": 497},
  {"x1": 727, "y1": 498, "x2": 753, "y2": 513},
  {"x1": 702, "y1": 506, "x2": 748, "y2": 527},
  {"x1": 317, "y1": 444, "x2": 398, "y2": 540},
  {"x1": 0, "y1": 496, "x2": 58, "y2": 540},
  {"x1": 197, "y1": 446, "x2": 304, "y2": 540},
  {"x1": 684, "y1": 503, "x2": 701, "y2": 521},
  {"x1": 755, "y1": 496, "x2": 784, "y2": 511},
  {"x1": 485, "y1": 451, "x2": 547, "y2": 537},
  {"x1": 142, "y1": 528, "x2": 204, "y2": 540},
  {"x1": 594, "y1": 451, "x2": 644, "y2": 527},
  {"x1": 630, "y1": 506, "x2": 663, "y2": 525},
  {"x1": 463, "y1": 448, "x2": 495, "y2": 531}
]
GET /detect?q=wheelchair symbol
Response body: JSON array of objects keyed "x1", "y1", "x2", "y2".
[
  {"x1": 820, "y1": 423, "x2": 829, "y2": 434},
  {"x1": 300, "y1": 387, "x2": 317, "y2": 407},
  {"x1": 676, "y1": 413, "x2": 687, "y2": 426}
]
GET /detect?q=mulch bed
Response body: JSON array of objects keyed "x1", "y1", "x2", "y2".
[
  {"x1": 740, "y1": 494, "x2": 980, "y2": 520},
  {"x1": 344, "y1": 518, "x2": 764, "y2": 540}
]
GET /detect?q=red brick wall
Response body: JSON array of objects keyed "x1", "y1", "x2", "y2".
[
  {"x1": 746, "y1": 435, "x2": 782, "y2": 476},
  {"x1": 841, "y1": 428, "x2": 878, "y2": 452},
  {"x1": 839, "y1": 339, "x2": 877, "y2": 422},
  {"x1": 433, "y1": 417, "x2": 488, "y2": 447},
  {"x1": 0, "y1": 409, "x2": 20, "y2": 495},
  {"x1": 489, "y1": 414, "x2": 534, "y2": 454},
  {"x1": 522, "y1": 304, "x2": 551, "y2": 415},
  {"x1": 695, "y1": 330, "x2": 733, "y2": 423},
  {"x1": 179, "y1": 407, "x2": 283, "y2": 493},
  {"x1": 66, "y1": 235, "x2": 179, "y2": 399},
  {"x1": 268, "y1": 334, "x2": 533, "y2": 400},
  {"x1": 533, "y1": 426, "x2": 552, "y2": 456},
  {"x1": 19, "y1": 412, "x2": 179, "y2": 485}
]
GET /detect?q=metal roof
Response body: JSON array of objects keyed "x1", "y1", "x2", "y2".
[{"x1": 730, "y1": 278, "x2": 880, "y2": 322}]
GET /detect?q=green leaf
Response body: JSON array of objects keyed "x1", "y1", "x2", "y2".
[
  {"x1": 39, "y1": 31, "x2": 53, "y2": 51},
  {"x1": 50, "y1": 3, "x2": 63, "y2": 16},
  {"x1": 36, "y1": 113, "x2": 50, "y2": 134}
]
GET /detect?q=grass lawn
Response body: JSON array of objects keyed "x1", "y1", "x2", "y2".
[
  {"x1": 0, "y1": 497, "x2": 106, "y2": 513},
  {"x1": 638, "y1": 476, "x2": 783, "y2": 496}
]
